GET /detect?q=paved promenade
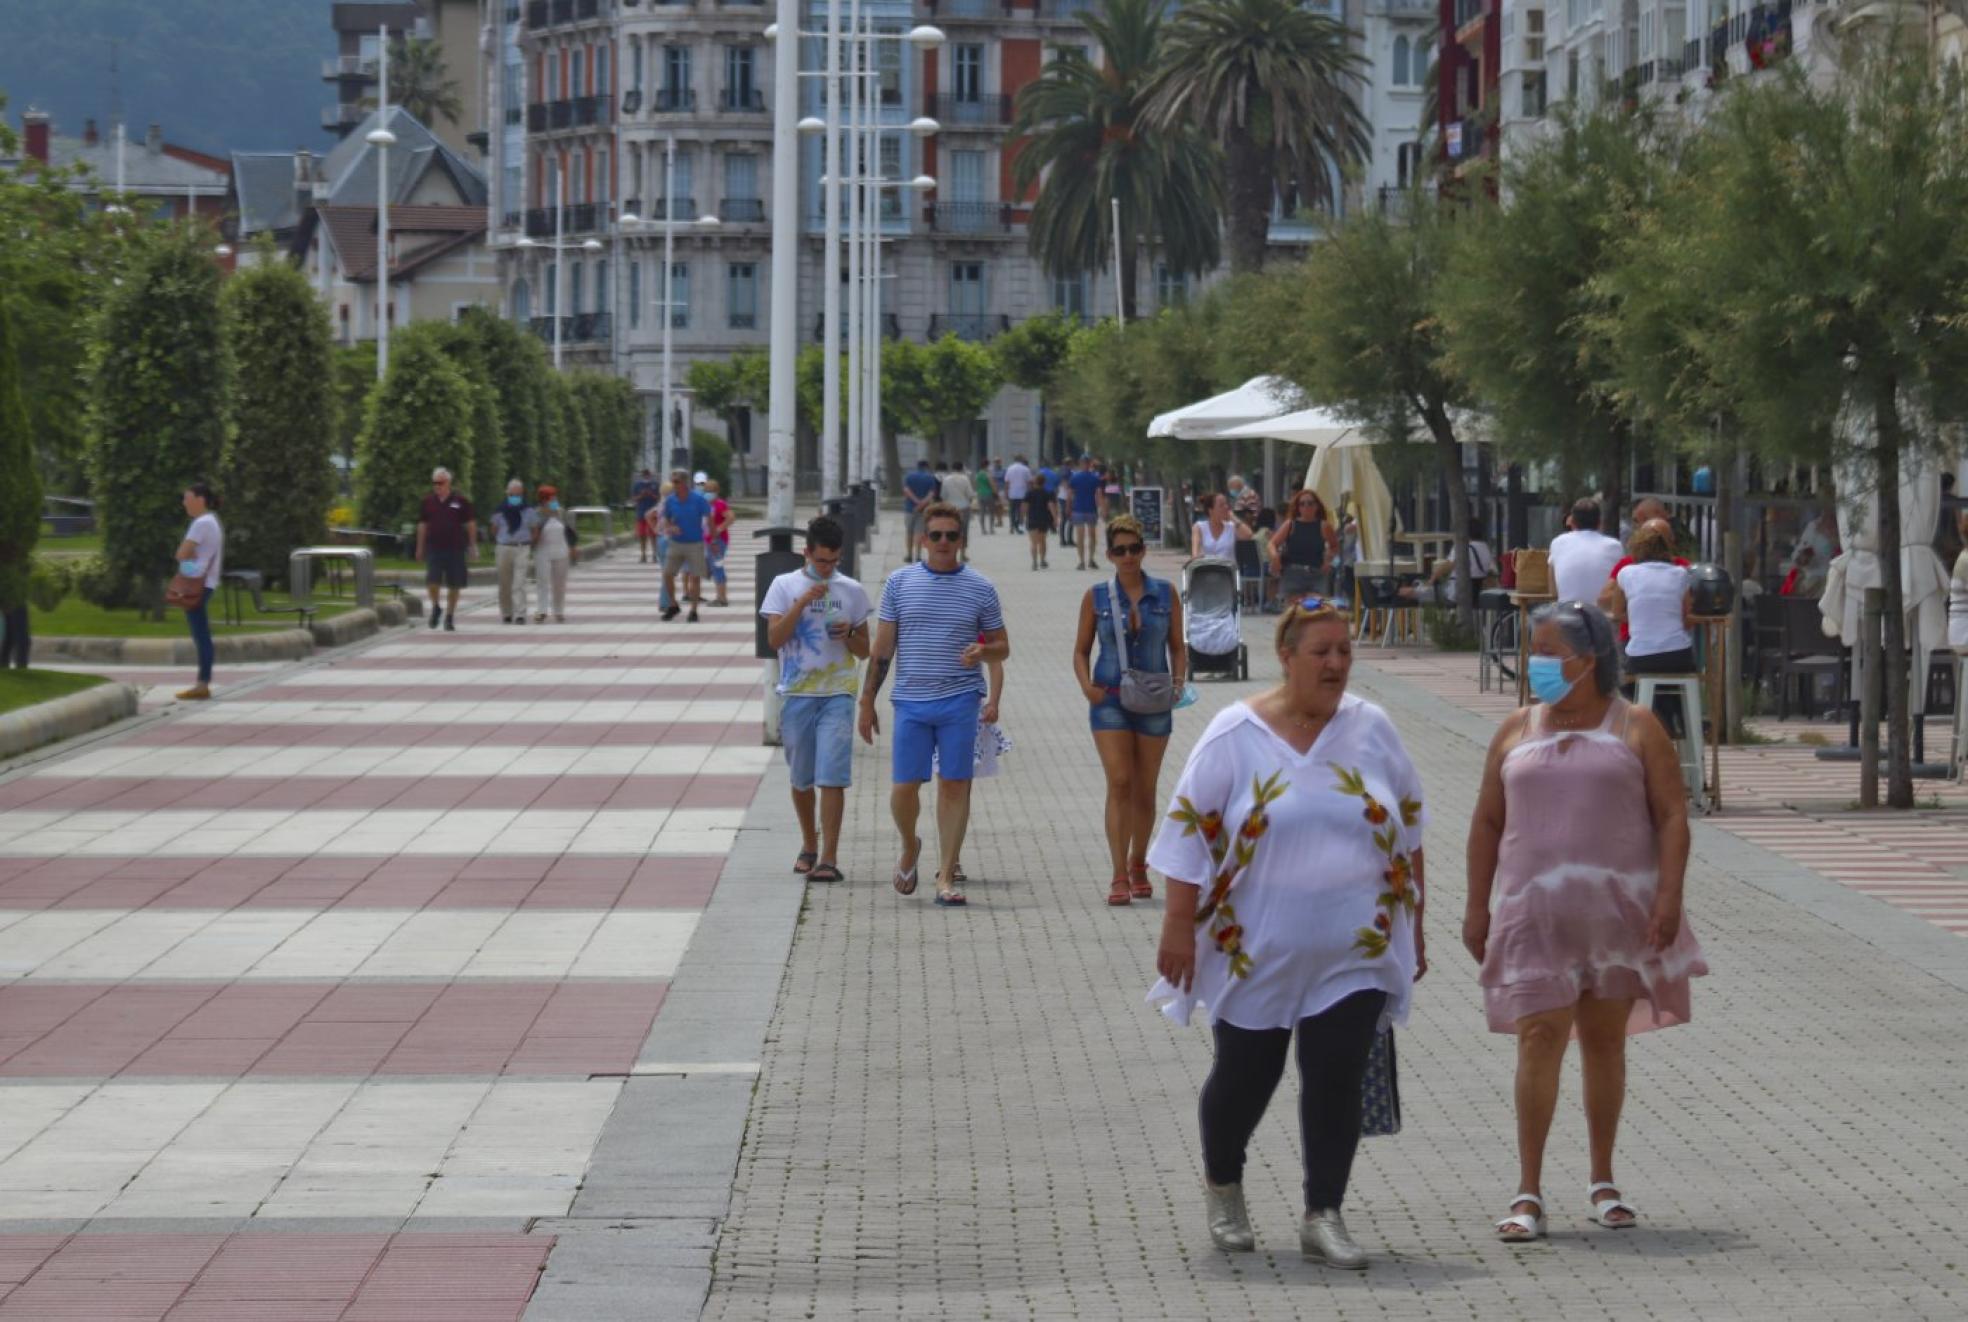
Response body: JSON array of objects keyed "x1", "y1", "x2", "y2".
[
  {"x1": 4, "y1": 517, "x2": 1967, "y2": 1319},
  {"x1": 704, "y1": 518, "x2": 1968, "y2": 1321}
]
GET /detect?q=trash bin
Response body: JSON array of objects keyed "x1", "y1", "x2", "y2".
[
  {"x1": 753, "y1": 526, "x2": 804, "y2": 659},
  {"x1": 852, "y1": 481, "x2": 878, "y2": 544},
  {"x1": 821, "y1": 498, "x2": 861, "y2": 581}
]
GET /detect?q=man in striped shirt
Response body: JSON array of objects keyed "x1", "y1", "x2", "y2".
[{"x1": 858, "y1": 502, "x2": 1010, "y2": 907}]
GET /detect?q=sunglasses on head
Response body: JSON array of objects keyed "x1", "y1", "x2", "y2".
[
  {"x1": 1109, "y1": 542, "x2": 1145, "y2": 557},
  {"x1": 1293, "y1": 595, "x2": 1332, "y2": 612},
  {"x1": 924, "y1": 529, "x2": 962, "y2": 544}
]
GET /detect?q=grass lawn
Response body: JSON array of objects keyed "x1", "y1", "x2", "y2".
[
  {"x1": 31, "y1": 594, "x2": 356, "y2": 639},
  {"x1": 0, "y1": 669, "x2": 108, "y2": 716},
  {"x1": 37, "y1": 530, "x2": 104, "y2": 556}
]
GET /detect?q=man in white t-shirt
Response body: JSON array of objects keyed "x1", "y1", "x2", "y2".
[
  {"x1": 761, "y1": 515, "x2": 872, "y2": 885},
  {"x1": 1548, "y1": 497, "x2": 1626, "y2": 607},
  {"x1": 941, "y1": 459, "x2": 975, "y2": 561},
  {"x1": 1003, "y1": 455, "x2": 1033, "y2": 534}
]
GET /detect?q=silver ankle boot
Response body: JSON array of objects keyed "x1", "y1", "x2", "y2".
[
  {"x1": 1205, "y1": 1181, "x2": 1255, "y2": 1251},
  {"x1": 1301, "y1": 1208, "x2": 1367, "y2": 1269}
]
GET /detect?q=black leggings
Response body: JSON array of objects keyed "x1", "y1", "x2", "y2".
[{"x1": 1199, "y1": 989, "x2": 1386, "y2": 1212}]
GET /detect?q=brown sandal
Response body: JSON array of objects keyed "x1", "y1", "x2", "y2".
[
  {"x1": 1128, "y1": 861, "x2": 1153, "y2": 901},
  {"x1": 1107, "y1": 877, "x2": 1132, "y2": 907}
]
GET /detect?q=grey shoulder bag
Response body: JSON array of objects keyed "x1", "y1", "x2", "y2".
[{"x1": 1106, "y1": 580, "x2": 1177, "y2": 714}]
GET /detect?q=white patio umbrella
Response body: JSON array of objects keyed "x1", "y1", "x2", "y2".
[
  {"x1": 1146, "y1": 376, "x2": 1298, "y2": 439},
  {"x1": 1216, "y1": 408, "x2": 1394, "y2": 565}
]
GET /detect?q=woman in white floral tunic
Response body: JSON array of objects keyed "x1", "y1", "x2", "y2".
[{"x1": 1149, "y1": 597, "x2": 1427, "y2": 1269}]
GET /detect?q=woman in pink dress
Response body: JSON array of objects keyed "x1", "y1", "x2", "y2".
[{"x1": 1464, "y1": 600, "x2": 1707, "y2": 1242}]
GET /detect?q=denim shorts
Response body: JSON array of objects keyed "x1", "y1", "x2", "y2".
[
  {"x1": 1071, "y1": 511, "x2": 1099, "y2": 526},
  {"x1": 892, "y1": 692, "x2": 981, "y2": 783},
  {"x1": 781, "y1": 694, "x2": 855, "y2": 790},
  {"x1": 1088, "y1": 690, "x2": 1173, "y2": 738}
]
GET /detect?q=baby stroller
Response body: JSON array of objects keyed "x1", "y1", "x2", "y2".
[{"x1": 1182, "y1": 556, "x2": 1249, "y2": 680}]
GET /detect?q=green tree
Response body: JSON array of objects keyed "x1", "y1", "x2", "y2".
[
  {"x1": 1678, "y1": 37, "x2": 1968, "y2": 807},
  {"x1": 456, "y1": 309, "x2": 549, "y2": 483},
  {"x1": 1264, "y1": 194, "x2": 1481, "y2": 627},
  {"x1": 220, "y1": 256, "x2": 337, "y2": 582},
  {"x1": 1011, "y1": 0, "x2": 1221, "y2": 318},
  {"x1": 0, "y1": 298, "x2": 41, "y2": 614},
  {"x1": 355, "y1": 324, "x2": 473, "y2": 533},
  {"x1": 892, "y1": 335, "x2": 1004, "y2": 464},
  {"x1": 994, "y1": 311, "x2": 1080, "y2": 463},
  {"x1": 87, "y1": 226, "x2": 233, "y2": 610},
  {"x1": 1437, "y1": 104, "x2": 1672, "y2": 516},
  {"x1": 538, "y1": 372, "x2": 570, "y2": 491},
  {"x1": 545, "y1": 373, "x2": 593, "y2": 501},
  {"x1": 1141, "y1": 0, "x2": 1369, "y2": 275},
  {"x1": 418, "y1": 322, "x2": 505, "y2": 515},
  {"x1": 367, "y1": 37, "x2": 464, "y2": 130},
  {"x1": 331, "y1": 342, "x2": 378, "y2": 484}
]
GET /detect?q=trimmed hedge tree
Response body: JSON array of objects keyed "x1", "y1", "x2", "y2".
[
  {"x1": 0, "y1": 299, "x2": 40, "y2": 613},
  {"x1": 355, "y1": 323, "x2": 475, "y2": 534},
  {"x1": 457, "y1": 309, "x2": 549, "y2": 486},
  {"x1": 220, "y1": 257, "x2": 336, "y2": 582},
  {"x1": 86, "y1": 227, "x2": 232, "y2": 609}
]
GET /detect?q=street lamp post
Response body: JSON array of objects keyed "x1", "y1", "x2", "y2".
[
  {"x1": 622, "y1": 145, "x2": 721, "y2": 473},
  {"x1": 516, "y1": 178, "x2": 604, "y2": 374},
  {"x1": 369, "y1": 27, "x2": 394, "y2": 380}
]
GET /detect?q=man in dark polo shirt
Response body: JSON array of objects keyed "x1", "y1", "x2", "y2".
[{"x1": 415, "y1": 466, "x2": 478, "y2": 631}]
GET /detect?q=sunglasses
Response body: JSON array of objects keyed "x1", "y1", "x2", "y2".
[
  {"x1": 1293, "y1": 595, "x2": 1332, "y2": 612},
  {"x1": 923, "y1": 529, "x2": 962, "y2": 544},
  {"x1": 1109, "y1": 542, "x2": 1145, "y2": 557}
]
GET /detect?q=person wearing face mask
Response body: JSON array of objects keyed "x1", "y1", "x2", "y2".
[
  {"x1": 531, "y1": 485, "x2": 573, "y2": 623},
  {"x1": 1148, "y1": 596, "x2": 1427, "y2": 1269},
  {"x1": 172, "y1": 482, "x2": 224, "y2": 701},
  {"x1": 762, "y1": 516, "x2": 872, "y2": 883},
  {"x1": 493, "y1": 479, "x2": 539, "y2": 625},
  {"x1": 1464, "y1": 600, "x2": 1706, "y2": 1244}
]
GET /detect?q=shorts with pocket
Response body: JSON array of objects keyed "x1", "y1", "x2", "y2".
[
  {"x1": 665, "y1": 540, "x2": 708, "y2": 576},
  {"x1": 891, "y1": 691, "x2": 982, "y2": 784},
  {"x1": 1071, "y1": 511, "x2": 1099, "y2": 526},
  {"x1": 1089, "y1": 690, "x2": 1173, "y2": 738},
  {"x1": 781, "y1": 694, "x2": 855, "y2": 790},
  {"x1": 425, "y1": 548, "x2": 469, "y2": 588}
]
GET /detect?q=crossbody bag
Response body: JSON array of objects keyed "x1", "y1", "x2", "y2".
[{"x1": 1105, "y1": 579, "x2": 1177, "y2": 715}]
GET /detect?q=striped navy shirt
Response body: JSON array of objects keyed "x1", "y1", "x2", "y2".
[{"x1": 878, "y1": 562, "x2": 1005, "y2": 703}]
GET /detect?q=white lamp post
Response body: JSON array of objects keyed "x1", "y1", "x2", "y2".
[
  {"x1": 517, "y1": 173, "x2": 604, "y2": 372},
  {"x1": 622, "y1": 142, "x2": 721, "y2": 473},
  {"x1": 766, "y1": 0, "x2": 799, "y2": 527},
  {"x1": 368, "y1": 28, "x2": 395, "y2": 380}
]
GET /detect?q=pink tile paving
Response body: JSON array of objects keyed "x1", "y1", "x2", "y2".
[
  {"x1": 120, "y1": 720, "x2": 761, "y2": 747},
  {"x1": 0, "y1": 981, "x2": 664, "y2": 1079},
  {"x1": 0, "y1": 854, "x2": 726, "y2": 911},
  {"x1": 243, "y1": 681, "x2": 759, "y2": 701},
  {"x1": 335, "y1": 653, "x2": 746, "y2": 670},
  {"x1": 0, "y1": 1233, "x2": 550, "y2": 1320}
]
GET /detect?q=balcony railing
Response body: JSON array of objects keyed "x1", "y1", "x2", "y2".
[
  {"x1": 574, "y1": 94, "x2": 602, "y2": 126},
  {"x1": 1449, "y1": 117, "x2": 1487, "y2": 161},
  {"x1": 931, "y1": 93, "x2": 1011, "y2": 127},
  {"x1": 527, "y1": 103, "x2": 548, "y2": 131},
  {"x1": 1683, "y1": 38, "x2": 1703, "y2": 76},
  {"x1": 504, "y1": 3, "x2": 522, "y2": 22},
  {"x1": 654, "y1": 87, "x2": 696, "y2": 112},
  {"x1": 814, "y1": 313, "x2": 902, "y2": 341},
  {"x1": 551, "y1": 0, "x2": 576, "y2": 24},
  {"x1": 649, "y1": 196, "x2": 698, "y2": 220},
  {"x1": 322, "y1": 56, "x2": 379, "y2": 81},
  {"x1": 931, "y1": 0, "x2": 1010, "y2": 17},
  {"x1": 622, "y1": 89, "x2": 642, "y2": 114},
  {"x1": 928, "y1": 314, "x2": 1010, "y2": 342},
  {"x1": 1365, "y1": 0, "x2": 1434, "y2": 12},
  {"x1": 729, "y1": 312, "x2": 759, "y2": 329},
  {"x1": 501, "y1": 210, "x2": 523, "y2": 232},
  {"x1": 929, "y1": 201, "x2": 1011, "y2": 234},
  {"x1": 550, "y1": 99, "x2": 575, "y2": 130},
  {"x1": 529, "y1": 312, "x2": 612, "y2": 344},
  {"x1": 721, "y1": 197, "x2": 766, "y2": 223},
  {"x1": 322, "y1": 103, "x2": 362, "y2": 129},
  {"x1": 720, "y1": 88, "x2": 766, "y2": 112},
  {"x1": 1036, "y1": 0, "x2": 1097, "y2": 16},
  {"x1": 526, "y1": 0, "x2": 549, "y2": 27},
  {"x1": 569, "y1": 201, "x2": 599, "y2": 233}
]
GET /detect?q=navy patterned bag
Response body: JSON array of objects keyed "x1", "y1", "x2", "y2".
[{"x1": 1360, "y1": 1031, "x2": 1401, "y2": 1137}]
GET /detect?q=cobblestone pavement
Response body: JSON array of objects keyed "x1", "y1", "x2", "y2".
[
  {"x1": 704, "y1": 519, "x2": 1968, "y2": 1321},
  {"x1": 0, "y1": 543, "x2": 765, "y2": 1320}
]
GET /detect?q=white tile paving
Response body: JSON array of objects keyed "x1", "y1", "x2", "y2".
[
  {"x1": 33, "y1": 743, "x2": 776, "y2": 780},
  {"x1": 0, "y1": 807, "x2": 747, "y2": 856},
  {"x1": 252, "y1": 665, "x2": 762, "y2": 687},
  {"x1": 171, "y1": 698, "x2": 767, "y2": 725},
  {"x1": 0, "y1": 1079, "x2": 622, "y2": 1219},
  {"x1": 0, "y1": 908, "x2": 698, "y2": 981}
]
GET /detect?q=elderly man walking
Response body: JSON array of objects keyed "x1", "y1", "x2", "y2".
[
  {"x1": 858, "y1": 502, "x2": 1009, "y2": 907},
  {"x1": 492, "y1": 479, "x2": 539, "y2": 625},
  {"x1": 762, "y1": 515, "x2": 872, "y2": 884},
  {"x1": 416, "y1": 467, "x2": 477, "y2": 631},
  {"x1": 660, "y1": 466, "x2": 713, "y2": 623}
]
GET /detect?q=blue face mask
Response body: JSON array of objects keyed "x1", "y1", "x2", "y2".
[
  {"x1": 1527, "y1": 656, "x2": 1578, "y2": 706},
  {"x1": 547, "y1": 501, "x2": 561, "y2": 512},
  {"x1": 179, "y1": 559, "x2": 201, "y2": 576},
  {"x1": 507, "y1": 495, "x2": 522, "y2": 506}
]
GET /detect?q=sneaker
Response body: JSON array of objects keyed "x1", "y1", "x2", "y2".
[
  {"x1": 687, "y1": 607, "x2": 699, "y2": 623},
  {"x1": 443, "y1": 614, "x2": 455, "y2": 632},
  {"x1": 428, "y1": 603, "x2": 441, "y2": 628},
  {"x1": 175, "y1": 684, "x2": 212, "y2": 702},
  {"x1": 502, "y1": 616, "x2": 513, "y2": 624},
  {"x1": 662, "y1": 605, "x2": 681, "y2": 622}
]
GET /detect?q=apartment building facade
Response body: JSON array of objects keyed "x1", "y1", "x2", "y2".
[
  {"x1": 481, "y1": 0, "x2": 1440, "y2": 474},
  {"x1": 325, "y1": 2, "x2": 487, "y2": 160}
]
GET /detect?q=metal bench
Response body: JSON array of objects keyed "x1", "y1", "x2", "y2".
[
  {"x1": 289, "y1": 547, "x2": 376, "y2": 610},
  {"x1": 221, "y1": 570, "x2": 317, "y2": 630}
]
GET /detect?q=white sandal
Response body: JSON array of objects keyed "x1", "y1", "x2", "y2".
[
  {"x1": 1494, "y1": 1192, "x2": 1546, "y2": 1242},
  {"x1": 1586, "y1": 1181, "x2": 1638, "y2": 1228}
]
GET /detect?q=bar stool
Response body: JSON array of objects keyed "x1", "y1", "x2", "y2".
[{"x1": 1635, "y1": 675, "x2": 1709, "y2": 810}]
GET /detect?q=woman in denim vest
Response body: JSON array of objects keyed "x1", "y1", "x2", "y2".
[{"x1": 1074, "y1": 514, "x2": 1186, "y2": 907}]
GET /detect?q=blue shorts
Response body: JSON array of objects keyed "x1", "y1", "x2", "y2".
[
  {"x1": 707, "y1": 539, "x2": 728, "y2": 584},
  {"x1": 1071, "y1": 510, "x2": 1098, "y2": 526},
  {"x1": 892, "y1": 692, "x2": 981, "y2": 784},
  {"x1": 1089, "y1": 690, "x2": 1173, "y2": 738},
  {"x1": 781, "y1": 694, "x2": 855, "y2": 790}
]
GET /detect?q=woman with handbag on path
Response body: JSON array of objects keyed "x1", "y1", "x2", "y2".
[
  {"x1": 1149, "y1": 596, "x2": 1427, "y2": 1268},
  {"x1": 170, "y1": 482, "x2": 223, "y2": 701},
  {"x1": 1073, "y1": 515, "x2": 1185, "y2": 907}
]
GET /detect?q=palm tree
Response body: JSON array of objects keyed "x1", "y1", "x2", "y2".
[
  {"x1": 1141, "y1": 0, "x2": 1369, "y2": 274},
  {"x1": 1010, "y1": 0, "x2": 1221, "y2": 319},
  {"x1": 363, "y1": 37, "x2": 464, "y2": 130}
]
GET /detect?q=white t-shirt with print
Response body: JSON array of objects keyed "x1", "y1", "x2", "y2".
[{"x1": 761, "y1": 568, "x2": 873, "y2": 697}]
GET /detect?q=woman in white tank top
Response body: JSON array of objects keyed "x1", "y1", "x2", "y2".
[{"x1": 1191, "y1": 490, "x2": 1254, "y2": 560}]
